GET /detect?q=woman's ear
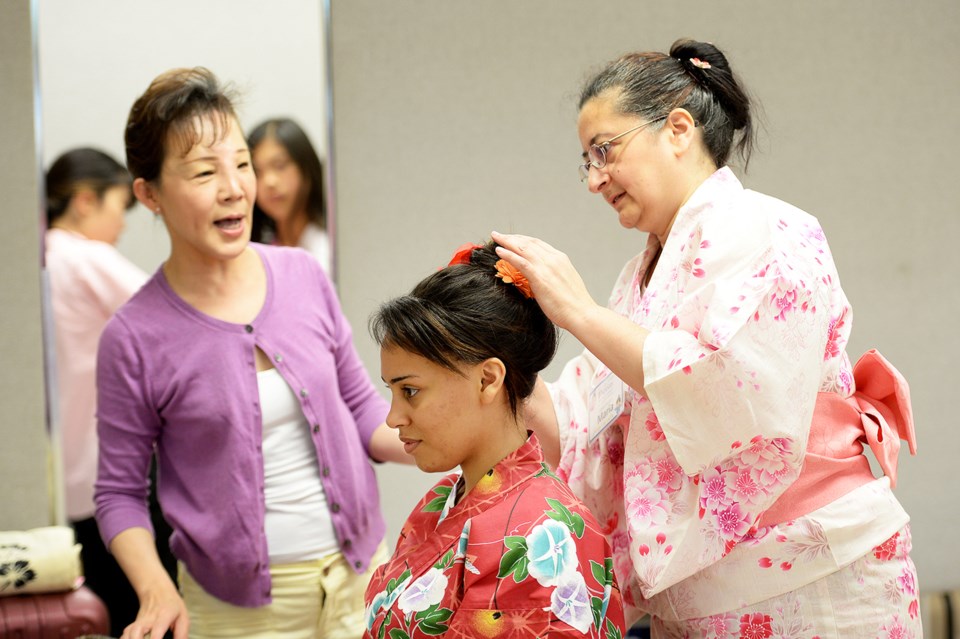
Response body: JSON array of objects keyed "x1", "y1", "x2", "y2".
[
  {"x1": 132, "y1": 177, "x2": 161, "y2": 214},
  {"x1": 477, "y1": 357, "x2": 507, "y2": 405},
  {"x1": 71, "y1": 188, "x2": 98, "y2": 219},
  {"x1": 665, "y1": 107, "x2": 698, "y2": 156}
]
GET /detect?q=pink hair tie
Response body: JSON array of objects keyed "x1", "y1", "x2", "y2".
[{"x1": 689, "y1": 57, "x2": 712, "y2": 70}]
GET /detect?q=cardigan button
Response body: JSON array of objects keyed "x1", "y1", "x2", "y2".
[
  {"x1": 274, "y1": 354, "x2": 283, "y2": 362},
  {"x1": 354, "y1": 561, "x2": 363, "y2": 570},
  {"x1": 313, "y1": 424, "x2": 320, "y2": 434},
  {"x1": 300, "y1": 389, "x2": 309, "y2": 398},
  {"x1": 342, "y1": 538, "x2": 352, "y2": 550},
  {"x1": 244, "y1": 324, "x2": 253, "y2": 333},
  {"x1": 321, "y1": 466, "x2": 330, "y2": 477},
  {"x1": 330, "y1": 502, "x2": 341, "y2": 513}
]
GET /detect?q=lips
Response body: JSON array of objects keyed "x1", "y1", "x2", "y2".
[
  {"x1": 214, "y1": 215, "x2": 245, "y2": 230},
  {"x1": 399, "y1": 436, "x2": 421, "y2": 455}
]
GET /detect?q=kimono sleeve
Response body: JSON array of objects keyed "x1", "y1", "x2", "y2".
[
  {"x1": 94, "y1": 315, "x2": 162, "y2": 547},
  {"x1": 548, "y1": 254, "x2": 643, "y2": 497},
  {"x1": 643, "y1": 214, "x2": 832, "y2": 479}
]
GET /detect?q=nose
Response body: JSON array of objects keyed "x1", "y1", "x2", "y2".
[
  {"x1": 260, "y1": 170, "x2": 277, "y2": 189},
  {"x1": 587, "y1": 165, "x2": 608, "y2": 194},
  {"x1": 385, "y1": 398, "x2": 407, "y2": 430},
  {"x1": 221, "y1": 167, "x2": 245, "y2": 202}
]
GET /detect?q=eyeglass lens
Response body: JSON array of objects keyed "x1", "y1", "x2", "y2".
[{"x1": 578, "y1": 144, "x2": 607, "y2": 181}]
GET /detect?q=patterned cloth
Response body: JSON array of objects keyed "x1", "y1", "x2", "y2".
[
  {"x1": 548, "y1": 168, "x2": 919, "y2": 633},
  {"x1": 364, "y1": 435, "x2": 627, "y2": 638},
  {"x1": 650, "y1": 525, "x2": 920, "y2": 639}
]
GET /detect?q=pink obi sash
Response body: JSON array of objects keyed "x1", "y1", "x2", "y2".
[{"x1": 756, "y1": 349, "x2": 917, "y2": 528}]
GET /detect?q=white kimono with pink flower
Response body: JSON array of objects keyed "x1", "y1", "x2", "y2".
[{"x1": 549, "y1": 168, "x2": 917, "y2": 631}]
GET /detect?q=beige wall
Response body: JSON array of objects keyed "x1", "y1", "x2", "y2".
[
  {"x1": 0, "y1": 0, "x2": 54, "y2": 529},
  {"x1": 329, "y1": 0, "x2": 960, "y2": 593}
]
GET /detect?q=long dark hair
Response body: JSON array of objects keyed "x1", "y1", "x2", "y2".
[
  {"x1": 370, "y1": 242, "x2": 558, "y2": 417},
  {"x1": 247, "y1": 118, "x2": 326, "y2": 243}
]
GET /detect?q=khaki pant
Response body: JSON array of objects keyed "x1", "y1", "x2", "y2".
[{"x1": 179, "y1": 543, "x2": 388, "y2": 639}]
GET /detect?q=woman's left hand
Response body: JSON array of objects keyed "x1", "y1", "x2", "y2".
[{"x1": 491, "y1": 231, "x2": 598, "y2": 332}]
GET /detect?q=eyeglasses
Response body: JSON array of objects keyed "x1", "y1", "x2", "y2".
[{"x1": 578, "y1": 116, "x2": 667, "y2": 182}]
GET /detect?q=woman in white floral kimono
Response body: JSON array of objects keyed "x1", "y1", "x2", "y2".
[{"x1": 493, "y1": 38, "x2": 921, "y2": 639}]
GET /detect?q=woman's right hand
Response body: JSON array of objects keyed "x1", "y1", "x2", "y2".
[
  {"x1": 110, "y1": 527, "x2": 189, "y2": 639},
  {"x1": 492, "y1": 231, "x2": 652, "y2": 397},
  {"x1": 491, "y1": 231, "x2": 600, "y2": 333},
  {"x1": 122, "y1": 583, "x2": 189, "y2": 639}
]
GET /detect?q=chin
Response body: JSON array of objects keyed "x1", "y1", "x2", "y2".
[{"x1": 415, "y1": 457, "x2": 455, "y2": 475}]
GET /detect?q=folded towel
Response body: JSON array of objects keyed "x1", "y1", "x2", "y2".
[{"x1": 0, "y1": 526, "x2": 82, "y2": 596}]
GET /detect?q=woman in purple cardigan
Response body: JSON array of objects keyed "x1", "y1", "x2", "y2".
[{"x1": 94, "y1": 67, "x2": 408, "y2": 639}]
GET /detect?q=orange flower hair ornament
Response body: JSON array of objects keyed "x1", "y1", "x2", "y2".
[
  {"x1": 447, "y1": 242, "x2": 484, "y2": 266},
  {"x1": 494, "y1": 259, "x2": 534, "y2": 299}
]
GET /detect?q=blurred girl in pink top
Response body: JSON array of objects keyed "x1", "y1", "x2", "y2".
[{"x1": 45, "y1": 147, "x2": 173, "y2": 636}]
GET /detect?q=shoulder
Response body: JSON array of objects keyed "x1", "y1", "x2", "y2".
[
  {"x1": 299, "y1": 223, "x2": 329, "y2": 252},
  {"x1": 104, "y1": 273, "x2": 174, "y2": 341},
  {"x1": 689, "y1": 185, "x2": 829, "y2": 269},
  {"x1": 255, "y1": 242, "x2": 331, "y2": 287},
  {"x1": 482, "y1": 469, "x2": 606, "y2": 536},
  {"x1": 46, "y1": 229, "x2": 126, "y2": 266}
]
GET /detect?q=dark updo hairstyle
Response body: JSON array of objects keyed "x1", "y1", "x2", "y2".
[
  {"x1": 45, "y1": 148, "x2": 133, "y2": 225},
  {"x1": 125, "y1": 67, "x2": 239, "y2": 182},
  {"x1": 247, "y1": 118, "x2": 327, "y2": 243},
  {"x1": 370, "y1": 242, "x2": 558, "y2": 417},
  {"x1": 580, "y1": 39, "x2": 755, "y2": 169}
]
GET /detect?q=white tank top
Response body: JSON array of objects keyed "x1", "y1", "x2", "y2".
[{"x1": 258, "y1": 367, "x2": 339, "y2": 563}]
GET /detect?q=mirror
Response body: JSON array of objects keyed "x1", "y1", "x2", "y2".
[
  {"x1": 37, "y1": 0, "x2": 334, "y2": 521},
  {"x1": 38, "y1": 0, "x2": 333, "y2": 277}
]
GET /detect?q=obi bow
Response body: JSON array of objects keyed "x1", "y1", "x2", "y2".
[{"x1": 849, "y1": 349, "x2": 917, "y2": 487}]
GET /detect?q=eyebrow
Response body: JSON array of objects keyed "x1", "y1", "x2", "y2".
[
  {"x1": 382, "y1": 374, "x2": 417, "y2": 385},
  {"x1": 184, "y1": 149, "x2": 250, "y2": 163}
]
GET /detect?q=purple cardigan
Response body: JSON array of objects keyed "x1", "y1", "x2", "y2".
[{"x1": 94, "y1": 243, "x2": 388, "y2": 607}]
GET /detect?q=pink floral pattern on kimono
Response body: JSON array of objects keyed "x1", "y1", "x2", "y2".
[{"x1": 547, "y1": 168, "x2": 915, "y2": 628}]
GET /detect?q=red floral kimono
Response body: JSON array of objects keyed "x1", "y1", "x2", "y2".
[{"x1": 364, "y1": 435, "x2": 626, "y2": 638}]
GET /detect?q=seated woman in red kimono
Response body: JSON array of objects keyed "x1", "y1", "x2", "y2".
[{"x1": 366, "y1": 242, "x2": 627, "y2": 639}]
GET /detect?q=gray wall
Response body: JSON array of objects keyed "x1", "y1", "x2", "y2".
[
  {"x1": 0, "y1": 0, "x2": 53, "y2": 530},
  {"x1": 329, "y1": 1, "x2": 960, "y2": 592}
]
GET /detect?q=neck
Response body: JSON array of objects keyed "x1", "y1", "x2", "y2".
[
  {"x1": 461, "y1": 415, "x2": 528, "y2": 494},
  {"x1": 51, "y1": 215, "x2": 88, "y2": 239},
  {"x1": 658, "y1": 162, "x2": 718, "y2": 246},
  {"x1": 274, "y1": 212, "x2": 309, "y2": 247},
  {"x1": 164, "y1": 246, "x2": 255, "y2": 299}
]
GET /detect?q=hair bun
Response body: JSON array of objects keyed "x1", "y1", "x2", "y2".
[
  {"x1": 669, "y1": 38, "x2": 749, "y2": 131},
  {"x1": 670, "y1": 39, "x2": 723, "y2": 71}
]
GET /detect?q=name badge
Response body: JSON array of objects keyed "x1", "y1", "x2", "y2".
[{"x1": 588, "y1": 370, "x2": 625, "y2": 442}]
